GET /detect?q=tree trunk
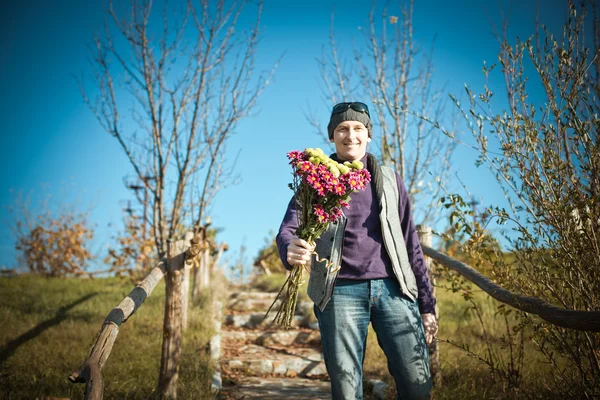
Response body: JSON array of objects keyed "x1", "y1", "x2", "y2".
[
  {"x1": 417, "y1": 225, "x2": 441, "y2": 387},
  {"x1": 157, "y1": 239, "x2": 186, "y2": 398},
  {"x1": 181, "y1": 232, "x2": 193, "y2": 330}
]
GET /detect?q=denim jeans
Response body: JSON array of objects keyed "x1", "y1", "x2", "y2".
[{"x1": 314, "y1": 278, "x2": 431, "y2": 400}]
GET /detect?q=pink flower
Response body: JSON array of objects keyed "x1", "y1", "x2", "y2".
[
  {"x1": 347, "y1": 176, "x2": 360, "y2": 190},
  {"x1": 339, "y1": 200, "x2": 350, "y2": 208},
  {"x1": 333, "y1": 184, "x2": 346, "y2": 195},
  {"x1": 297, "y1": 161, "x2": 314, "y2": 175},
  {"x1": 360, "y1": 169, "x2": 371, "y2": 181},
  {"x1": 326, "y1": 177, "x2": 340, "y2": 194},
  {"x1": 317, "y1": 164, "x2": 330, "y2": 175},
  {"x1": 329, "y1": 207, "x2": 343, "y2": 221},
  {"x1": 321, "y1": 171, "x2": 333, "y2": 184},
  {"x1": 306, "y1": 173, "x2": 318, "y2": 185},
  {"x1": 287, "y1": 150, "x2": 306, "y2": 167},
  {"x1": 317, "y1": 212, "x2": 329, "y2": 223},
  {"x1": 314, "y1": 204, "x2": 325, "y2": 216},
  {"x1": 311, "y1": 181, "x2": 327, "y2": 197}
]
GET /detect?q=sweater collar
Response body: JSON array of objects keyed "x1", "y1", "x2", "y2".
[{"x1": 330, "y1": 153, "x2": 369, "y2": 165}]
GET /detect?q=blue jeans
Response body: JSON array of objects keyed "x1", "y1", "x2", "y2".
[{"x1": 314, "y1": 278, "x2": 431, "y2": 400}]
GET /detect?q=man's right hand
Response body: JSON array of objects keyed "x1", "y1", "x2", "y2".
[{"x1": 286, "y1": 237, "x2": 315, "y2": 266}]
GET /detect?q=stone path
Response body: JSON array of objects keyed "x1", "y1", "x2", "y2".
[
  {"x1": 214, "y1": 289, "x2": 388, "y2": 399},
  {"x1": 215, "y1": 290, "x2": 332, "y2": 399}
]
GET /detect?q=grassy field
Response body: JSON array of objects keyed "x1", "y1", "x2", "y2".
[
  {"x1": 0, "y1": 271, "x2": 566, "y2": 399},
  {"x1": 253, "y1": 272, "x2": 561, "y2": 399},
  {"x1": 0, "y1": 274, "x2": 217, "y2": 399}
]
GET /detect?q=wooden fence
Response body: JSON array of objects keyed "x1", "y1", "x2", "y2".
[
  {"x1": 69, "y1": 232, "x2": 215, "y2": 399},
  {"x1": 417, "y1": 225, "x2": 600, "y2": 386}
]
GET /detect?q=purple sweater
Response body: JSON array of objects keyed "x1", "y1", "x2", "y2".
[{"x1": 276, "y1": 155, "x2": 436, "y2": 315}]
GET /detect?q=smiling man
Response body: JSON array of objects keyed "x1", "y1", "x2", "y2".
[{"x1": 276, "y1": 101, "x2": 436, "y2": 399}]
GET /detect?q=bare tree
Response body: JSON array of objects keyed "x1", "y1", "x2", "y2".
[
  {"x1": 80, "y1": 0, "x2": 276, "y2": 256},
  {"x1": 78, "y1": 0, "x2": 277, "y2": 396},
  {"x1": 308, "y1": 0, "x2": 456, "y2": 224}
]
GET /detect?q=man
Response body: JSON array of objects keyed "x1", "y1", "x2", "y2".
[{"x1": 276, "y1": 102, "x2": 437, "y2": 400}]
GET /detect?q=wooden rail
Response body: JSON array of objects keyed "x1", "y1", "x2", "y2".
[
  {"x1": 69, "y1": 233, "x2": 202, "y2": 399},
  {"x1": 68, "y1": 258, "x2": 169, "y2": 398},
  {"x1": 421, "y1": 245, "x2": 600, "y2": 332}
]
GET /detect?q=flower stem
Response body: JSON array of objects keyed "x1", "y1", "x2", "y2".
[{"x1": 263, "y1": 264, "x2": 304, "y2": 329}]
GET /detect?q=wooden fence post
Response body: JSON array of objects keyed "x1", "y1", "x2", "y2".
[
  {"x1": 158, "y1": 239, "x2": 186, "y2": 398},
  {"x1": 201, "y1": 246, "x2": 210, "y2": 289},
  {"x1": 417, "y1": 225, "x2": 441, "y2": 386},
  {"x1": 192, "y1": 257, "x2": 201, "y2": 302},
  {"x1": 192, "y1": 242, "x2": 208, "y2": 300}
]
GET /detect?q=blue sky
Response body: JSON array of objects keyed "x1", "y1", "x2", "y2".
[{"x1": 0, "y1": 0, "x2": 569, "y2": 274}]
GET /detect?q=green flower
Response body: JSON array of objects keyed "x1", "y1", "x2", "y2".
[
  {"x1": 351, "y1": 160, "x2": 364, "y2": 170},
  {"x1": 306, "y1": 147, "x2": 326, "y2": 158},
  {"x1": 328, "y1": 164, "x2": 341, "y2": 177},
  {"x1": 308, "y1": 156, "x2": 321, "y2": 165},
  {"x1": 338, "y1": 164, "x2": 350, "y2": 175}
]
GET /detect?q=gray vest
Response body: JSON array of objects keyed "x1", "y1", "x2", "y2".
[{"x1": 307, "y1": 166, "x2": 418, "y2": 311}]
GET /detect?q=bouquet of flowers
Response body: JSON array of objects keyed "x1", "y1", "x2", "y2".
[{"x1": 265, "y1": 148, "x2": 371, "y2": 328}]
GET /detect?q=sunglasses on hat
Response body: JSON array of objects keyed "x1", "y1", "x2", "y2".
[{"x1": 331, "y1": 102, "x2": 370, "y2": 118}]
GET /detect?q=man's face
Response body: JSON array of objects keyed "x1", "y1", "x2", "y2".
[{"x1": 330, "y1": 120, "x2": 369, "y2": 161}]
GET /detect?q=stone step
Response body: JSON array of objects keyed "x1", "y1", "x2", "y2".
[
  {"x1": 221, "y1": 344, "x2": 327, "y2": 378},
  {"x1": 229, "y1": 291, "x2": 279, "y2": 301},
  {"x1": 227, "y1": 297, "x2": 314, "y2": 314},
  {"x1": 222, "y1": 329, "x2": 321, "y2": 346},
  {"x1": 225, "y1": 312, "x2": 308, "y2": 329},
  {"x1": 227, "y1": 297, "x2": 282, "y2": 312},
  {"x1": 218, "y1": 377, "x2": 331, "y2": 399}
]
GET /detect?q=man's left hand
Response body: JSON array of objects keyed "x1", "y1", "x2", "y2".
[{"x1": 421, "y1": 313, "x2": 438, "y2": 345}]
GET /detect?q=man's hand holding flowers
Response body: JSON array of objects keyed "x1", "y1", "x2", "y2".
[{"x1": 286, "y1": 237, "x2": 315, "y2": 266}]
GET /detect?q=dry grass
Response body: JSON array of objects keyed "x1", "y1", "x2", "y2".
[
  {"x1": 0, "y1": 273, "x2": 218, "y2": 399},
  {"x1": 362, "y1": 280, "x2": 559, "y2": 399}
]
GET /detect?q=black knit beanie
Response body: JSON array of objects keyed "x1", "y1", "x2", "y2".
[{"x1": 327, "y1": 107, "x2": 372, "y2": 140}]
